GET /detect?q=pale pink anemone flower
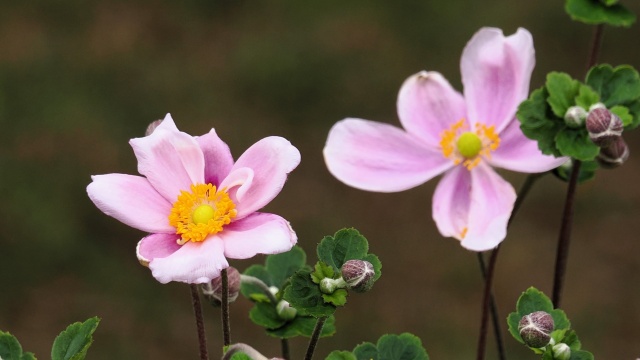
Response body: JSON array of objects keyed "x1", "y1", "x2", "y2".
[
  {"x1": 323, "y1": 27, "x2": 567, "y2": 251},
  {"x1": 87, "y1": 114, "x2": 300, "y2": 284}
]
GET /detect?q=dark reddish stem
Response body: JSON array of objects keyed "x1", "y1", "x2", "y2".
[
  {"x1": 190, "y1": 284, "x2": 209, "y2": 360},
  {"x1": 221, "y1": 268, "x2": 231, "y2": 347}
]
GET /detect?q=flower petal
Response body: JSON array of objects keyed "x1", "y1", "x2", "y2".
[
  {"x1": 432, "y1": 164, "x2": 516, "y2": 251},
  {"x1": 156, "y1": 113, "x2": 179, "y2": 132},
  {"x1": 136, "y1": 233, "x2": 181, "y2": 267},
  {"x1": 130, "y1": 125, "x2": 205, "y2": 202},
  {"x1": 461, "y1": 27, "x2": 535, "y2": 133},
  {"x1": 148, "y1": 236, "x2": 229, "y2": 284},
  {"x1": 197, "y1": 128, "x2": 234, "y2": 187},
  {"x1": 221, "y1": 213, "x2": 297, "y2": 259},
  {"x1": 219, "y1": 137, "x2": 300, "y2": 218},
  {"x1": 397, "y1": 71, "x2": 467, "y2": 147},
  {"x1": 87, "y1": 174, "x2": 173, "y2": 233},
  {"x1": 489, "y1": 119, "x2": 568, "y2": 172},
  {"x1": 324, "y1": 118, "x2": 453, "y2": 192}
]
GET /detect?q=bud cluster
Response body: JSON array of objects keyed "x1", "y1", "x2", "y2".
[
  {"x1": 585, "y1": 107, "x2": 630, "y2": 168},
  {"x1": 518, "y1": 311, "x2": 554, "y2": 348}
]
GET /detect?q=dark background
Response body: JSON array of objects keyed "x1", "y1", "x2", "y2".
[{"x1": 1, "y1": 1, "x2": 640, "y2": 359}]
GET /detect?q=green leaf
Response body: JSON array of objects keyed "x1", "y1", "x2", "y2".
[
  {"x1": 51, "y1": 317, "x2": 100, "y2": 360},
  {"x1": 283, "y1": 269, "x2": 337, "y2": 317},
  {"x1": 322, "y1": 289, "x2": 349, "y2": 306},
  {"x1": 317, "y1": 228, "x2": 369, "y2": 271},
  {"x1": 507, "y1": 287, "x2": 571, "y2": 345},
  {"x1": 268, "y1": 315, "x2": 336, "y2": 339},
  {"x1": 229, "y1": 353, "x2": 252, "y2": 360},
  {"x1": 562, "y1": 329, "x2": 582, "y2": 350},
  {"x1": 586, "y1": 65, "x2": 640, "y2": 107},
  {"x1": 601, "y1": 0, "x2": 618, "y2": 5},
  {"x1": 352, "y1": 333, "x2": 429, "y2": 360},
  {"x1": 555, "y1": 128, "x2": 600, "y2": 161},
  {"x1": 249, "y1": 302, "x2": 286, "y2": 330},
  {"x1": 553, "y1": 160, "x2": 598, "y2": 183},
  {"x1": 266, "y1": 246, "x2": 307, "y2": 287},
  {"x1": 546, "y1": 72, "x2": 581, "y2": 118},
  {"x1": 0, "y1": 331, "x2": 37, "y2": 360},
  {"x1": 570, "y1": 350, "x2": 595, "y2": 360},
  {"x1": 574, "y1": 85, "x2": 600, "y2": 110},
  {"x1": 326, "y1": 351, "x2": 357, "y2": 360},
  {"x1": 362, "y1": 254, "x2": 382, "y2": 281},
  {"x1": 517, "y1": 87, "x2": 565, "y2": 157},
  {"x1": 625, "y1": 99, "x2": 640, "y2": 129},
  {"x1": 610, "y1": 105, "x2": 633, "y2": 126},
  {"x1": 565, "y1": 0, "x2": 636, "y2": 27},
  {"x1": 311, "y1": 262, "x2": 335, "y2": 284},
  {"x1": 240, "y1": 265, "x2": 273, "y2": 300}
]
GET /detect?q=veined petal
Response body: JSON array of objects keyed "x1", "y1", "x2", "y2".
[
  {"x1": 87, "y1": 174, "x2": 173, "y2": 233},
  {"x1": 221, "y1": 213, "x2": 297, "y2": 259},
  {"x1": 324, "y1": 118, "x2": 453, "y2": 192},
  {"x1": 461, "y1": 27, "x2": 535, "y2": 133},
  {"x1": 397, "y1": 71, "x2": 467, "y2": 147},
  {"x1": 130, "y1": 126, "x2": 205, "y2": 202},
  {"x1": 489, "y1": 119, "x2": 568, "y2": 172},
  {"x1": 220, "y1": 137, "x2": 300, "y2": 218},
  {"x1": 196, "y1": 128, "x2": 234, "y2": 187},
  {"x1": 148, "y1": 236, "x2": 228, "y2": 284},
  {"x1": 432, "y1": 166, "x2": 472, "y2": 239},
  {"x1": 136, "y1": 233, "x2": 181, "y2": 267},
  {"x1": 463, "y1": 164, "x2": 516, "y2": 251}
]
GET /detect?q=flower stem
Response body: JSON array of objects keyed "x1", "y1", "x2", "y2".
[
  {"x1": 552, "y1": 160, "x2": 582, "y2": 307},
  {"x1": 304, "y1": 316, "x2": 327, "y2": 360},
  {"x1": 240, "y1": 274, "x2": 279, "y2": 304},
  {"x1": 586, "y1": 24, "x2": 604, "y2": 72},
  {"x1": 281, "y1": 338, "x2": 291, "y2": 360},
  {"x1": 476, "y1": 173, "x2": 544, "y2": 360},
  {"x1": 190, "y1": 284, "x2": 209, "y2": 360},
  {"x1": 221, "y1": 268, "x2": 231, "y2": 347}
]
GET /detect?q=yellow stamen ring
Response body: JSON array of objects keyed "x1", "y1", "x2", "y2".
[
  {"x1": 168, "y1": 183, "x2": 237, "y2": 245},
  {"x1": 439, "y1": 119, "x2": 500, "y2": 170}
]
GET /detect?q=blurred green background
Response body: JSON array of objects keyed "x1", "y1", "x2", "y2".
[{"x1": 1, "y1": 0, "x2": 640, "y2": 359}]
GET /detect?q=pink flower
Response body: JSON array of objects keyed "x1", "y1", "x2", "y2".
[
  {"x1": 323, "y1": 28, "x2": 566, "y2": 251},
  {"x1": 87, "y1": 114, "x2": 300, "y2": 283}
]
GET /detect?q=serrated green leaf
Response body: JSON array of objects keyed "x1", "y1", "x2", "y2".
[
  {"x1": 570, "y1": 350, "x2": 595, "y2": 360},
  {"x1": 547, "y1": 72, "x2": 581, "y2": 118},
  {"x1": 317, "y1": 228, "x2": 369, "y2": 272},
  {"x1": 566, "y1": 0, "x2": 636, "y2": 27},
  {"x1": 311, "y1": 262, "x2": 335, "y2": 284},
  {"x1": 586, "y1": 65, "x2": 640, "y2": 107},
  {"x1": 266, "y1": 246, "x2": 307, "y2": 287},
  {"x1": 574, "y1": 85, "x2": 600, "y2": 109},
  {"x1": 249, "y1": 302, "x2": 286, "y2": 330},
  {"x1": 283, "y1": 269, "x2": 336, "y2": 317},
  {"x1": 353, "y1": 342, "x2": 378, "y2": 360},
  {"x1": 0, "y1": 331, "x2": 36, "y2": 360},
  {"x1": 555, "y1": 128, "x2": 600, "y2": 161},
  {"x1": 553, "y1": 160, "x2": 598, "y2": 183},
  {"x1": 322, "y1": 289, "x2": 348, "y2": 306},
  {"x1": 326, "y1": 351, "x2": 357, "y2": 360},
  {"x1": 610, "y1": 105, "x2": 633, "y2": 126},
  {"x1": 563, "y1": 329, "x2": 582, "y2": 350},
  {"x1": 517, "y1": 87, "x2": 565, "y2": 157},
  {"x1": 376, "y1": 333, "x2": 429, "y2": 360},
  {"x1": 268, "y1": 315, "x2": 336, "y2": 339},
  {"x1": 51, "y1": 317, "x2": 100, "y2": 360}
]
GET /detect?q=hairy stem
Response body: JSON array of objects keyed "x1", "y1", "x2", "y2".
[
  {"x1": 281, "y1": 338, "x2": 291, "y2": 360},
  {"x1": 190, "y1": 284, "x2": 209, "y2": 360},
  {"x1": 304, "y1": 316, "x2": 327, "y2": 360},
  {"x1": 221, "y1": 268, "x2": 231, "y2": 347}
]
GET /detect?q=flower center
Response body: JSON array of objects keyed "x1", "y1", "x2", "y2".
[
  {"x1": 439, "y1": 119, "x2": 500, "y2": 170},
  {"x1": 168, "y1": 183, "x2": 237, "y2": 245}
]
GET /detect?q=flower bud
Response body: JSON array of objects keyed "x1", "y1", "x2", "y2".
[
  {"x1": 586, "y1": 108, "x2": 623, "y2": 147},
  {"x1": 200, "y1": 267, "x2": 241, "y2": 307},
  {"x1": 276, "y1": 300, "x2": 297, "y2": 320},
  {"x1": 597, "y1": 137, "x2": 629, "y2": 169},
  {"x1": 518, "y1": 311, "x2": 554, "y2": 348},
  {"x1": 564, "y1": 106, "x2": 587, "y2": 128},
  {"x1": 341, "y1": 259, "x2": 375, "y2": 293},
  {"x1": 552, "y1": 343, "x2": 571, "y2": 360},
  {"x1": 145, "y1": 119, "x2": 164, "y2": 136}
]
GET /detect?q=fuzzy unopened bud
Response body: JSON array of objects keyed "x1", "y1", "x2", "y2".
[
  {"x1": 586, "y1": 108, "x2": 623, "y2": 147},
  {"x1": 518, "y1": 311, "x2": 554, "y2": 348},
  {"x1": 145, "y1": 119, "x2": 164, "y2": 136},
  {"x1": 597, "y1": 137, "x2": 629, "y2": 169},
  {"x1": 341, "y1": 259, "x2": 375, "y2": 293},
  {"x1": 276, "y1": 300, "x2": 297, "y2": 320},
  {"x1": 564, "y1": 106, "x2": 587, "y2": 128},
  {"x1": 200, "y1": 267, "x2": 241, "y2": 307},
  {"x1": 552, "y1": 343, "x2": 571, "y2": 360}
]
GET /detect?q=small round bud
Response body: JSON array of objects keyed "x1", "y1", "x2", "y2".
[
  {"x1": 552, "y1": 343, "x2": 571, "y2": 360},
  {"x1": 341, "y1": 259, "x2": 375, "y2": 293},
  {"x1": 586, "y1": 108, "x2": 623, "y2": 147},
  {"x1": 597, "y1": 137, "x2": 629, "y2": 169},
  {"x1": 564, "y1": 106, "x2": 587, "y2": 128},
  {"x1": 145, "y1": 119, "x2": 164, "y2": 136},
  {"x1": 276, "y1": 300, "x2": 297, "y2": 320},
  {"x1": 518, "y1": 311, "x2": 554, "y2": 348},
  {"x1": 200, "y1": 267, "x2": 241, "y2": 307}
]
